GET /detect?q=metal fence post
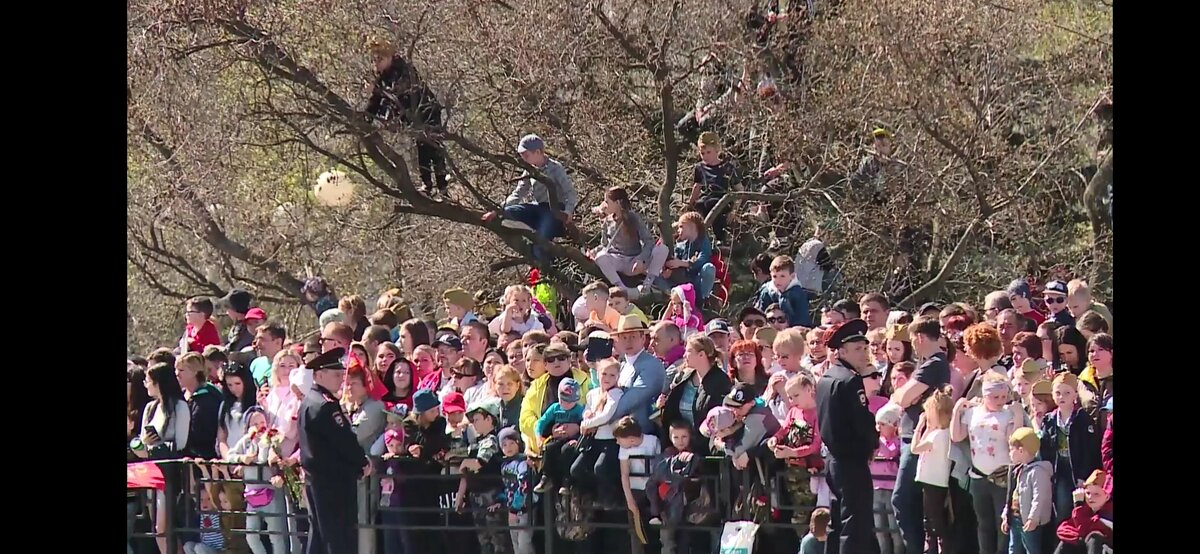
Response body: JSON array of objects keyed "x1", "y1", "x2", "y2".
[
  {"x1": 163, "y1": 461, "x2": 176, "y2": 554},
  {"x1": 543, "y1": 488, "x2": 555, "y2": 554}
]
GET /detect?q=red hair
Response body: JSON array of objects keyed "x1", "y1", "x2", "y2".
[{"x1": 728, "y1": 339, "x2": 767, "y2": 384}]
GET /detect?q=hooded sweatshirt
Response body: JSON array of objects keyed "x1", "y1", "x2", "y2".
[
  {"x1": 666, "y1": 283, "x2": 705, "y2": 339},
  {"x1": 754, "y1": 275, "x2": 811, "y2": 327},
  {"x1": 1005, "y1": 460, "x2": 1053, "y2": 527}
]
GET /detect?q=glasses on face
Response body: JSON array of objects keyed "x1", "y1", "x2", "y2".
[
  {"x1": 767, "y1": 317, "x2": 787, "y2": 324},
  {"x1": 319, "y1": 337, "x2": 338, "y2": 344},
  {"x1": 743, "y1": 319, "x2": 766, "y2": 328},
  {"x1": 453, "y1": 373, "x2": 474, "y2": 379},
  {"x1": 544, "y1": 355, "x2": 569, "y2": 364},
  {"x1": 1044, "y1": 296, "x2": 1066, "y2": 305}
]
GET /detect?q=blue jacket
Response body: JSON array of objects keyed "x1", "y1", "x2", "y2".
[
  {"x1": 610, "y1": 350, "x2": 666, "y2": 433},
  {"x1": 535, "y1": 402, "x2": 584, "y2": 438},
  {"x1": 674, "y1": 237, "x2": 713, "y2": 279},
  {"x1": 754, "y1": 276, "x2": 811, "y2": 327}
]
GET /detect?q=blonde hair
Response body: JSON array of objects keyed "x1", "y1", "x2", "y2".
[
  {"x1": 774, "y1": 328, "x2": 808, "y2": 357},
  {"x1": 491, "y1": 364, "x2": 526, "y2": 396},
  {"x1": 785, "y1": 372, "x2": 816, "y2": 392},
  {"x1": 412, "y1": 344, "x2": 437, "y2": 363},
  {"x1": 502, "y1": 285, "x2": 533, "y2": 306},
  {"x1": 1066, "y1": 279, "x2": 1092, "y2": 301},
  {"x1": 594, "y1": 359, "x2": 622, "y2": 411},
  {"x1": 923, "y1": 386, "x2": 954, "y2": 428},
  {"x1": 176, "y1": 352, "x2": 207, "y2": 381}
]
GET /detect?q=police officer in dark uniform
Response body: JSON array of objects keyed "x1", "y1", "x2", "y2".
[
  {"x1": 299, "y1": 348, "x2": 372, "y2": 554},
  {"x1": 815, "y1": 319, "x2": 881, "y2": 554}
]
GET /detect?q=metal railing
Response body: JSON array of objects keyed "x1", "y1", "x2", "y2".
[{"x1": 128, "y1": 455, "x2": 902, "y2": 554}]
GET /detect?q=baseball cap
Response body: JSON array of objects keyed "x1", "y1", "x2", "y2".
[
  {"x1": 466, "y1": 397, "x2": 502, "y2": 420},
  {"x1": 705, "y1": 319, "x2": 732, "y2": 336},
  {"x1": 412, "y1": 390, "x2": 439, "y2": 414},
  {"x1": 245, "y1": 307, "x2": 267, "y2": 322},
  {"x1": 1043, "y1": 280, "x2": 1068, "y2": 296},
  {"x1": 434, "y1": 335, "x2": 463, "y2": 351},
  {"x1": 442, "y1": 391, "x2": 467, "y2": 414},
  {"x1": 220, "y1": 288, "x2": 253, "y2": 314},
  {"x1": 917, "y1": 302, "x2": 942, "y2": 315},
  {"x1": 700, "y1": 406, "x2": 739, "y2": 438},
  {"x1": 516, "y1": 134, "x2": 545, "y2": 153},
  {"x1": 498, "y1": 426, "x2": 522, "y2": 445},
  {"x1": 558, "y1": 378, "x2": 581, "y2": 403},
  {"x1": 724, "y1": 382, "x2": 755, "y2": 408}
]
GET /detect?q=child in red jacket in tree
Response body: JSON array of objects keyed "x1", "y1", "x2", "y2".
[
  {"x1": 1054, "y1": 470, "x2": 1112, "y2": 554},
  {"x1": 181, "y1": 297, "x2": 221, "y2": 354}
]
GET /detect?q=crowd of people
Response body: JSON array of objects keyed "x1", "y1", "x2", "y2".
[
  {"x1": 128, "y1": 247, "x2": 1114, "y2": 554},
  {"x1": 127, "y1": 18, "x2": 1112, "y2": 554}
]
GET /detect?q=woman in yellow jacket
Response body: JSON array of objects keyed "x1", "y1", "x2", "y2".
[{"x1": 519, "y1": 342, "x2": 592, "y2": 456}]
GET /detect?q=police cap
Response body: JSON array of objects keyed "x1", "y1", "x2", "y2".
[
  {"x1": 308, "y1": 348, "x2": 347, "y2": 371},
  {"x1": 824, "y1": 319, "x2": 869, "y2": 349}
]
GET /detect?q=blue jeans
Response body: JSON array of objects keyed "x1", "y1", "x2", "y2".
[
  {"x1": 503, "y1": 203, "x2": 564, "y2": 261},
  {"x1": 1053, "y1": 461, "x2": 1075, "y2": 524},
  {"x1": 695, "y1": 263, "x2": 716, "y2": 299},
  {"x1": 891, "y1": 441, "x2": 924, "y2": 554},
  {"x1": 1008, "y1": 513, "x2": 1044, "y2": 554}
]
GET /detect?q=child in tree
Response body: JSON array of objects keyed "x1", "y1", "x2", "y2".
[
  {"x1": 1040, "y1": 373, "x2": 1101, "y2": 527},
  {"x1": 1054, "y1": 470, "x2": 1112, "y2": 554},
  {"x1": 913, "y1": 387, "x2": 955, "y2": 554},
  {"x1": 662, "y1": 283, "x2": 705, "y2": 340},
  {"x1": 646, "y1": 420, "x2": 700, "y2": 554},
  {"x1": 662, "y1": 211, "x2": 717, "y2": 299},
  {"x1": 1002, "y1": 427, "x2": 1052, "y2": 554},
  {"x1": 498, "y1": 427, "x2": 534, "y2": 554},
  {"x1": 455, "y1": 399, "x2": 513, "y2": 554},
  {"x1": 753, "y1": 256, "x2": 812, "y2": 327},
  {"x1": 767, "y1": 373, "x2": 822, "y2": 525},
  {"x1": 181, "y1": 296, "x2": 222, "y2": 354},
  {"x1": 616, "y1": 416, "x2": 662, "y2": 554},
  {"x1": 799, "y1": 508, "x2": 831, "y2": 554},
  {"x1": 686, "y1": 131, "x2": 744, "y2": 243},
  {"x1": 533, "y1": 378, "x2": 585, "y2": 494}
]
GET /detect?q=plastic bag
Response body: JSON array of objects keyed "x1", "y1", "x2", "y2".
[{"x1": 719, "y1": 521, "x2": 760, "y2": 554}]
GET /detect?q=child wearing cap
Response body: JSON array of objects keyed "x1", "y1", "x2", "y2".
[
  {"x1": 498, "y1": 427, "x2": 534, "y2": 554},
  {"x1": 768, "y1": 373, "x2": 823, "y2": 525},
  {"x1": 489, "y1": 133, "x2": 578, "y2": 261},
  {"x1": 443, "y1": 287, "x2": 479, "y2": 328},
  {"x1": 1002, "y1": 427, "x2": 1052, "y2": 554},
  {"x1": 379, "y1": 428, "x2": 409, "y2": 554},
  {"x1": 455, "y1": 399, "x2": 512, "y2": 554},
  {"x1": 1039, "y1": 372, "x2": 1101, "y2": 528},
  {"x1": 181, "y1": 296, "x2": 222, "y2": 354},
  {"x1": 872, "y1": 402, "x2": 904, "y2": 554},
  {"x1": 443, "y1": 391, "x2": 475, "y2": 466},
  {"x1": 533, "y1": 378, "x2": 585, "y2": 494},
  {"x1": 1027, "y1": 379, "x2": 1054, "y2": 435},
  {"x1": 753, "y1": 256, "x2": 812, "y2": 327},
  {"x1": 1006, "y1": 279, "x2": 1047, "y2": 326},
  {"x1": 615, "y1": 415, "x2": 662, "y2": 554},
  {"x1": 1054, "y1": 470, "x2": 1112, "y2": 554}
]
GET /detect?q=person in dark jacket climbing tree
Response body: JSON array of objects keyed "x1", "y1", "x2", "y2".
[{"x1": 366, "y1": 38, "x2": 449, "y2": 199}]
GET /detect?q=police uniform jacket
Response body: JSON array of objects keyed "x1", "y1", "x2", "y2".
[
  {"x1": 299, "y1": 383, "x2": 368, "y2": 480},
  {"x1": 815, "y1": 359, "x2": 879, "y2": 461}
]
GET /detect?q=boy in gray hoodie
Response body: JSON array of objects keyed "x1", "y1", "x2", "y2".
[{"x1": 1002, "y1": 427, "x2": 1053, "y2": 554}]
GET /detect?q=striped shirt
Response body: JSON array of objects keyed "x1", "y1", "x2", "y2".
[{"x1": 199, "y1": 513, "x2": 225, "y2": 551}]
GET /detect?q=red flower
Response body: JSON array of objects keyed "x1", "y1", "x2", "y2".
[{"x1": 267, "y1": 428, "x2": 279, "y2": 438}]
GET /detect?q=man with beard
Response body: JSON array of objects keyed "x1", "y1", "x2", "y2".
[{"x1": 815, "y1": 319, "x2": 881, "y2": 554}]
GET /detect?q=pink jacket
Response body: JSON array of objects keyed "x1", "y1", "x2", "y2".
[
  {"x1": 868, "y1": 396, "x2": 899, "y2": 489},
  {"x1": 664, "y1": 283, "x2": 705, "y2": 338},
  {"x1": 264, "y1": 386, "x2": 302, "y2": 457}
]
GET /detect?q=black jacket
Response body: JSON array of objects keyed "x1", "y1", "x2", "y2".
[
  {"x1": 366, "y1": 55, "x2": 442, "y2": 126},
  {"x1": 184, "y1": 383, "x2": 223, "y2": 460},
  {"x1": 816, "y1": 360, "x2": 879, "y2": 461},
  {"x1": 299, "y1": 383, "x2": 368, "y2": 480},
  {"x1": 227, "y1": 322, "x2": 254, "y2": 353},
  {"x1": 662, "y1": 366, "x2": 732, "y2": 452},
  {"x1": 1039, "y1": 407, "x2": 1101, "y2": 483}
]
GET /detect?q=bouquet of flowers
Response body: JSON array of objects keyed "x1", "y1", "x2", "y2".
[
  {"x1": 257, "y1": 426, "x2": 306, "y2": 509},
  {"x1": 782, "y1": 417, "x2": 824, "y2": 470}
]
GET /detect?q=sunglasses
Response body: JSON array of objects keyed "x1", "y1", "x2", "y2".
[
  {"x1": 766, "y1": 317, "x2": 787, "y2": 324},
  {"x1": 743, "y1": 319, "x2": 766, "y2": 328},
  {"x1": 319, "y1": 337, "x2": 338, "y2": 344},
  {"x1": 453, "y1": 373, "x2": 476, "y2": 379},
  {"x1": 864, "y1": 372, "x2": 883, "y2": 379},
  {"x1": 544, "y1": 355, "x2": 569, "y2": 364},
  {"x1": 1043, "y1": 296, "x2": 1066, "y2": 305}
]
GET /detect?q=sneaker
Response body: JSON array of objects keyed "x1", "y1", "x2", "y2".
[
  {"x1": 429, "y1": 188, "x2": 446, "y2": 202},
  {"x1": 533, "y1": 476, "x2": 550, "y2": 494},
  {"x1": 500, "y1": 219, "x2": 535, "y2": 232},
  {"x1": 648, "y1": 517, "x2": 663, "y2": 526},
  {"x1": 558, "y1": 486, "x2": 570, "y2": 496}
]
